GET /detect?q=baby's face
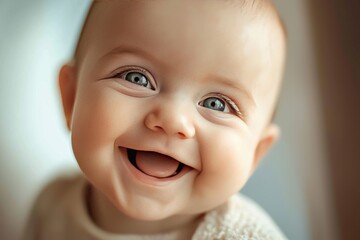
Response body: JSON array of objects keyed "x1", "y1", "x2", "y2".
[{"x1": 62, "y1": 0, "x2": 285, "y2": 220}]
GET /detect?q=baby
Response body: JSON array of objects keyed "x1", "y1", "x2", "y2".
[{"x1": 25, "y1": 0, "x2": 287, "y2": 239}]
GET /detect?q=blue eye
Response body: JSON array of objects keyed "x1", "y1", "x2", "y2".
[
  {"x1": 200, "y1": 97, "x2": 226, "y2": 112},
  {"x1": 112, "y1": 67, "x2": 156, "y2": 91},
  {"x1": 123, "y1": 72, "x2": 152, "y2": 88}
]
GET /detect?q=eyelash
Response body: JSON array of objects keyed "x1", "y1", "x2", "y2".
[
  {"x1": 204, "y1": 94, "x2": 243, "y2": 117},
  {"x1": 111, "y1": 66, "x2": 156, "y2": 90},
  {"x1": 109, "y1": 66, "x2": 243, "y2": 117}
]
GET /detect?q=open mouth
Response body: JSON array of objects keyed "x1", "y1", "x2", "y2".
[{"x1": 127, "y1": 148, "x2": 184, "y2": 179}]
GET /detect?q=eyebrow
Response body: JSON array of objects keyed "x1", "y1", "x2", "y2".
[{"x1": 99, "y1": 44, "x2": 165, "y2": 67}]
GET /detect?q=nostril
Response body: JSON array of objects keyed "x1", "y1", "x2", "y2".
[
  {"x1": 154, "y1": 125, "x2": 163, "y2": 131},
  {"x1": 144, "y1": 114, "x2": 164, "y2": 132},
  {"x1": 177, "y1": 132, "x2": 187, "y2": 139},
  {"x1": 144, "y1": 112, "x2": 195, "y2": 138}
]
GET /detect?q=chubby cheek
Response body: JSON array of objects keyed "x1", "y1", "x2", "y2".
[
  {"x1": 70, "y1": 86, "x2": 137, "y2": 177},
  {"x1": 196, "y1": 125, "x2": 256, "y2": 202}
]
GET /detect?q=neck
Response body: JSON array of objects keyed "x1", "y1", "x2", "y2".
[{"x1": 86, "y1": 185, "x2": 203, "y2": 237}]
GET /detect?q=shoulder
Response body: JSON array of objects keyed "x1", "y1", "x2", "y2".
[
  {"x1": 193, "y1": 194, "x2": 287, "y2": 240},
  {"x1": 23, "y1": 173, "x2": 87, "y2": 240},
  {"x1": 32, "y1": 174, "x2": 83, "y2": 214}
]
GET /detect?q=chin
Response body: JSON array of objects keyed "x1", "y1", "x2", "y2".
[
  {"x1": 123, "y1": 206, "x2": 178, "y2": 221},
  {"x1": 112, "y1": 196, "x2": 183, "y2": 221}
]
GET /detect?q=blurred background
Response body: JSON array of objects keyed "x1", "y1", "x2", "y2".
[{"x1": 0, "y1": 0, "x2": 359, "y2": 239}]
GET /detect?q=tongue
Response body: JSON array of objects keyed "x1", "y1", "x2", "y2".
[{"x1": 136, "y1": 151, "x2": 180, "y2": 178}]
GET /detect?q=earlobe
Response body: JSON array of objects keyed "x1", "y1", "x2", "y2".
[
  {"x1": 58, "y1": 64, "x2": 77, "y2": 130},
  {"x1": 251, "y1": 124, "x2": 280, "y2": 172}
]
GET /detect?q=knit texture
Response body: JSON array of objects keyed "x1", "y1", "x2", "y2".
[
  {"x1": 24, "y1": 175, "x2": 287, "y2": 240},
  {"x1": 193, "y1": 195, "x2": 286, "y2": 239}
]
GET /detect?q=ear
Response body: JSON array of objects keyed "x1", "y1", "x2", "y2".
[
  {"x1": 58, "y1": 64, "x2": 77, "y2": 130},
  {"x1": 251, "y1": 124, "x2": 280, "y2": 172}
]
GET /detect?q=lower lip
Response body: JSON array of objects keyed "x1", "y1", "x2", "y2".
[{"x1": 118, "y1": 147, "x2": 192, "y2": 186}]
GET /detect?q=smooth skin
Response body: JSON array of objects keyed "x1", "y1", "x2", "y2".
[{"x1": 59, "y1": 0, "x2": 285, "y2": 237}]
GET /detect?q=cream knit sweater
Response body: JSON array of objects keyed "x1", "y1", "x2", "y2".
[{"x1": 24, "y1": 175, "x2": 287, "y2": 240}]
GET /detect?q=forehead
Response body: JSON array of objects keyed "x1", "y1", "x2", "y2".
[{"x1": 82, "y1": 1, "x2": 278, "y2": 79}]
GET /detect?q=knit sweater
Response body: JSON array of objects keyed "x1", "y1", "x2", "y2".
[{"x1": 24, "y1": 175, "x2": 287, "y2": 240}]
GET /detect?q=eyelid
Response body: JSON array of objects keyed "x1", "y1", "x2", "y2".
[
  {"x1": 205, "y1": 93, "x2": 244, "y2": 118},
  {"x1": 109, "y1": 65, "x2": 157, "y2": 89}
]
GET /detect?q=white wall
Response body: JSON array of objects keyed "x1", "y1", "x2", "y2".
[
  {"x1": 0, "y1": 1, "x2": 90, "y2": 239},
  {"x1": 0, "y1": 1, "x2": 335, "y2": 239},
  {"x1": 243, "y1": 1, "x2": 337, "y2": 239}
]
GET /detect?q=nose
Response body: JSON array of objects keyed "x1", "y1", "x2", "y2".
[{"x1": 144, "y1": 98, "x2": 196, "y2": 139}]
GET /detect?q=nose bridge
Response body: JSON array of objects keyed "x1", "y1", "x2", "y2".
[{"x1": 145, "y1": 94, "x2": 195, "y2": 138}]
